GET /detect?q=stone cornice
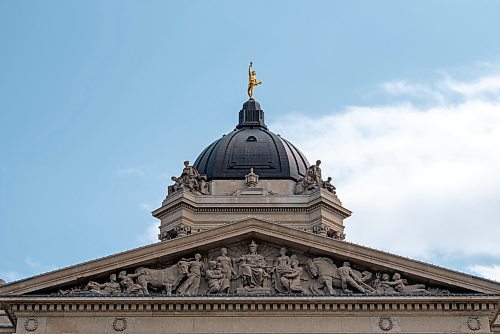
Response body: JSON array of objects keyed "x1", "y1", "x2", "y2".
[
  {"x1": 153, "y1": 197, "x2": 351, "y2": 220},
  {"x1": 2, "y1": 295, "x2": 498, "y2": 317}
]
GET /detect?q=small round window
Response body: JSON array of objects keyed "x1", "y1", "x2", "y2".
[{"x1": 246, "y1": 136, "x2": 257, "y2": 142}]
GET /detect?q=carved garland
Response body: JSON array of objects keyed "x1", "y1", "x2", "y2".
[
  {"x1": 24, "y1": 317, "x2": 39, "y2": 332},
  {"x1": 467, "y1": 316, "x2": 481, "y2": 331},
  {"x1": 113, "y1": 317, "x2": 127, "y2": 331}
]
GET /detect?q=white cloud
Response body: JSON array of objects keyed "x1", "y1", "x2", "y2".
[
  {"x1": 137, "y1": 221, "x2": 160, "y2": 244},
  {"x1": 380, "y1": 80, "x2": 444, "y2": 103},
  {"x1": 468, "y1": 264, "x2": 500, "y2": 282},
  {"x1": 443, "y1": 75, "x2": 500, "y2": 97},
  {"x1": 272, "y1": 72, "x2": 500, "y2": 267}
]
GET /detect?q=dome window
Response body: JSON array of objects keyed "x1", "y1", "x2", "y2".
[{"x1": 246, "y1": 136, "x2": 257, "y2": 142}]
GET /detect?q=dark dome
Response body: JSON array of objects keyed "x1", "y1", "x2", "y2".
[{"x1": 193, "y1": 100, "x2": 310, "y2": 181}]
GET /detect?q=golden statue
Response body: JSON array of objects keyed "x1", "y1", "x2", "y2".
[{"x1": 247, "y1": 61, "x2": 262, "y2": 99}]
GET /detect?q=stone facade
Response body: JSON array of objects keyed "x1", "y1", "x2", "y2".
[
  {"x1": 1, "y1": 97, "x2": 500, "y2": 333},
  {"x1": 156, "y1": 180, "x2": 349, "y2": 242},
  {"x1": 1, "y1": 219, "x2": 500, "y2": 333}
]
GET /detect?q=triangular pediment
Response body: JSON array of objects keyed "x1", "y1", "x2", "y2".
[{"x1": 1, "y1": 218, "x2": 499, "y2": 296}]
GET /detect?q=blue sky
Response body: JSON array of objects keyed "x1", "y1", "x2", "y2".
[{"x1": 1, "y1": 1, "x2": 500, "y2": 282}]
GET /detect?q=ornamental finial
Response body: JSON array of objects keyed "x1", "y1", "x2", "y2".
[{"x1": 247, "y1": 61, "x2": 262, "y2": 99}]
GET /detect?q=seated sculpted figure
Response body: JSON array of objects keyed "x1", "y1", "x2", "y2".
[
  {"x1": 323, "y1": 177, "x2": 336, "y2": 194},
  {"x1": 280, "y1": 256, "x2": 304, "y2": 293},
  {"x1": 118, "y1": 270, "x2": 144, "y2": 294},
  {"x1": 236, "y1": 240, "x2": 269, "y2": 289},
  {"x1": 169, "y1": 161, "x2": 209, "y2": 195},
  {"x1": 295, "y1": 160, "x2": 324, "y2": 194},
  {"x1": 205, "y1": 261, "x2": 224, "y2": 294}
]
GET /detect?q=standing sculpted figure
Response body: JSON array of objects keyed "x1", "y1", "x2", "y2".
[
  {"x1": 236, "y1": 240, "x2": 269, "y2": 289},
  {"x1": 177, "y1": 253, "x2": 204, "y2": 294},
  {"x1": 273, "y1": 247, "x2": 291, "y2": 293},
  {"x1": 338, "y1": 262, "x2": 366, "y2": 293},
  {"x1": 216, "y1": 248, "x2": 236, "y2": 293},
  {"x1": 247, "y1": 62, "x2": 262, "y2": 99}
]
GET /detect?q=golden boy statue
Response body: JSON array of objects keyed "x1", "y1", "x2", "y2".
[{"x1": 247, "y1": 62, "x2": 262, "y2": 99}]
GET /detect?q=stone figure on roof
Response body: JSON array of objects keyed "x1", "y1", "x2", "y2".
[
  {"x1": 295, "y1": 160, "x2": 324, "y2": 194},
  {"x1": 323, "y1": 176, "x2": 336, "y2": 194},
  {"x1": 168, "y1": 161, "x2": 209, "y2": 196},
  {"x1": 245, "y1": 168, "x2": 259, "y2": 187},
  {"x1": 182, "y1": 160, "x2": 199, "y2": 191}
]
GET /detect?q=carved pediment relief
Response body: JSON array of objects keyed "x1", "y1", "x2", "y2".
[
  {"x1": 2, "y1": 219, "x2": 498, "y2": 296},
  {"x1": 51, "y1": 239, "x2": 458, "y2": 296}
]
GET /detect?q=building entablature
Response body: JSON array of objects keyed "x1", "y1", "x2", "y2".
[{"x1": 154, "y1": 187, "x2": 351, "y2": 241}]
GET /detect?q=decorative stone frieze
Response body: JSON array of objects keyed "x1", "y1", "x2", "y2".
[{"x1": 57, "y1": 239, "x2": 452, "y2": 297}]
